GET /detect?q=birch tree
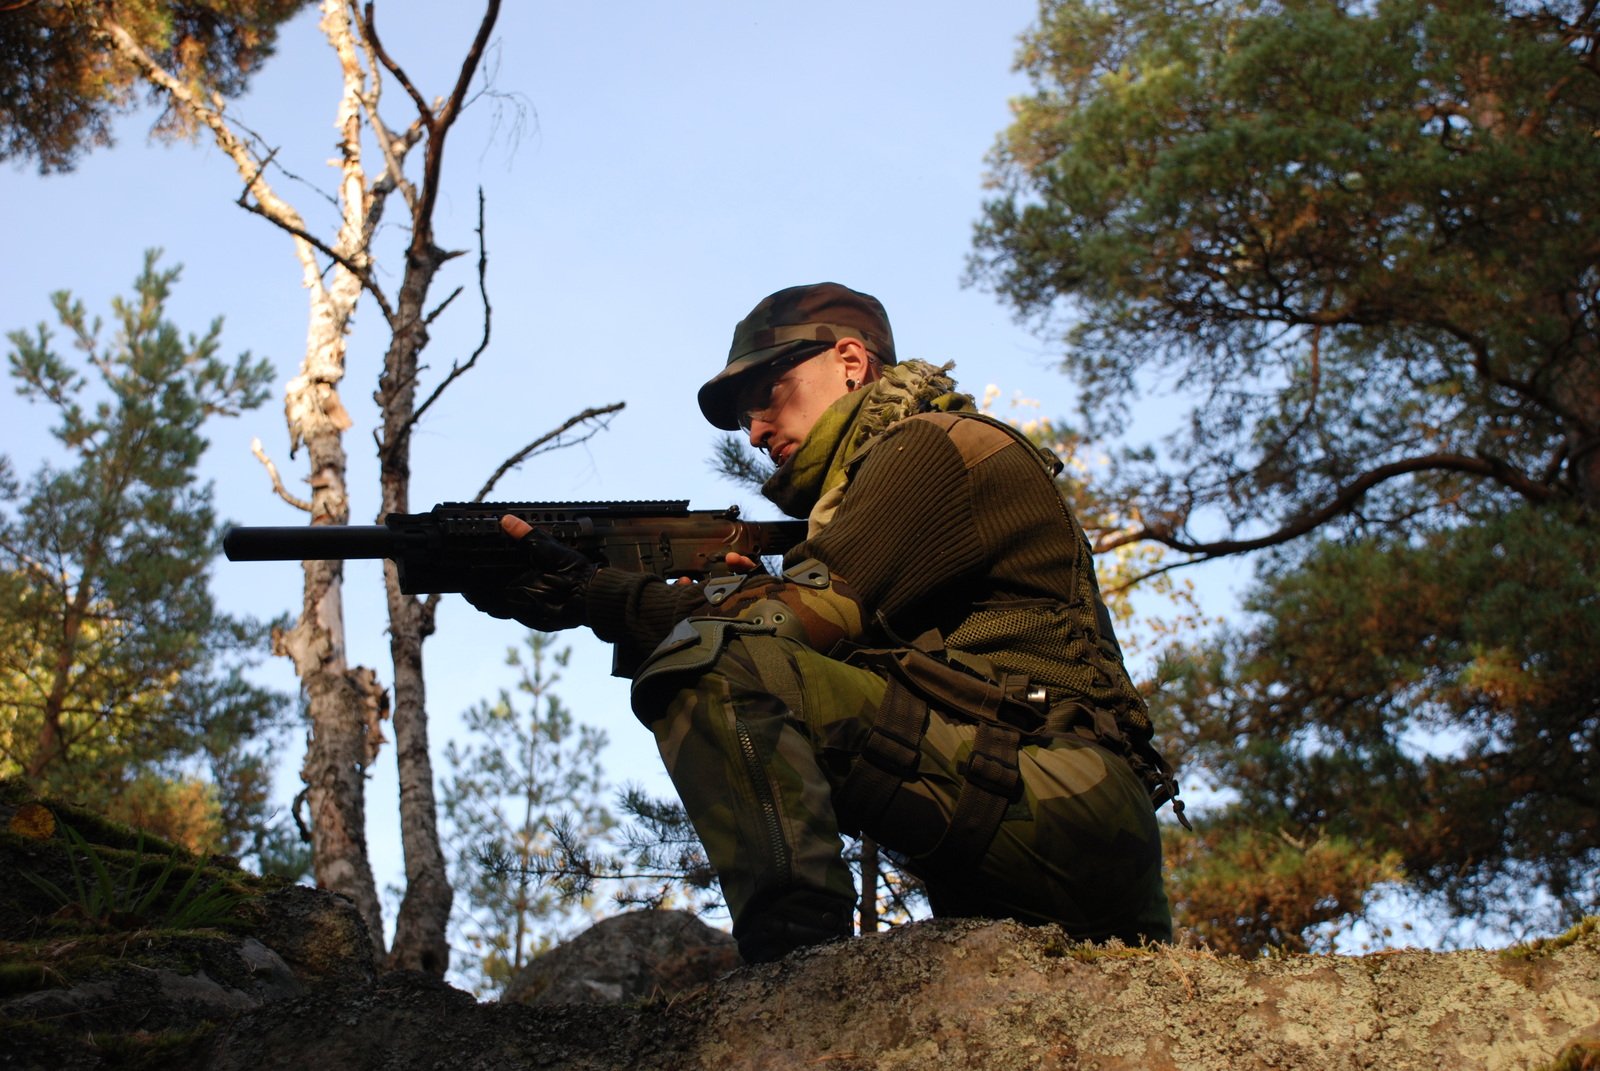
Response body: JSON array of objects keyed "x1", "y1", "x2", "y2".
[{"x1": 58, "y1": 0, "x2": 619, "y2": 974}]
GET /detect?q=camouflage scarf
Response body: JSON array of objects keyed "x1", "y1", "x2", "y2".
[{"x1": 763, "y1": 359, "x2": 974, "y2": 533}]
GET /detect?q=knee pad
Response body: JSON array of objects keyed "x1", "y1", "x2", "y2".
[{"x1": 631, "y1": 616, "x2": 777, "y2": 722}]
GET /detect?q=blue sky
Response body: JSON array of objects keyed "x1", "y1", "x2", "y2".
[{"x1": 1, "y1": 2, "x2": 1242, "y2": 937}]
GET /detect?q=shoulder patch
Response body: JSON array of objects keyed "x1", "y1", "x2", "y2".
[{"x1": 908, "y1": 411, "x2": 1019, "y2": 470}]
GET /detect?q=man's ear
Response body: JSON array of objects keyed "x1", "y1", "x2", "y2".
[{"x1": 836, "y1": 337, "x2": 875, "y2": 382}]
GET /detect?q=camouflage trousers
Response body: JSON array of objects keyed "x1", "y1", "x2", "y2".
[{"x1": 632, "y1": 623, "x2": 1171, "y2": 961}]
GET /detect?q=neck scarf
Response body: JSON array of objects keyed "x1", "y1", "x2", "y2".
[{"x1": 762, "y1": 359, "x2": 974, "y2": 532}]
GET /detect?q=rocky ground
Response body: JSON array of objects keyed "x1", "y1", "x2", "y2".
[{"x1": 3, "y1": 782, "x2": 1597, "y2": 1071}]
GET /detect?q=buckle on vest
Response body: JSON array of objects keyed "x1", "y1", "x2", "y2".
[
  {"x1": 862, "y1": 722, "x2": 922, "y2": 781},
  {"x1": 962, "y1": 724, "x2": 1022, "y2": 801}
]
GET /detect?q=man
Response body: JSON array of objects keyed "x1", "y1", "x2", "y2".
[{"x1": 468, "y1": 283, "x2": 1180, "y2": 963}]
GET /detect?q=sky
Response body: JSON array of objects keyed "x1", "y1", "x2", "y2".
[{"x1": 1, "y1": 1, "x2": 1245, "y2": 945}]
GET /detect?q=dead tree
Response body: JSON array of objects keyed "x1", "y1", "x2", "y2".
[{"x1": 97, "y1": 0, "x2": 616, "y2": 973}]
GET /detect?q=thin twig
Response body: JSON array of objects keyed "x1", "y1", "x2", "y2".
[
  {"x1": 251, "y1": 437, "x2": 313, "y2": 513},
  {"x1": 474, "y1": 403, "x2": 626, "y2": 502},
  {"x1": 410, "y1": 190, "x2": 492, "y2": 433},
  {"x1": 424, "y1": 286, "x2": 464, "y2": 326},
  {"x1": 234, "y1": 189, "x2": 395, "y2": 323},
  {"x1": 1102, "y1": 555, "x2": 1203, "y2": 597},
  {"x1": 229, "y1": 119, "x2": 342, "y2": 212}
]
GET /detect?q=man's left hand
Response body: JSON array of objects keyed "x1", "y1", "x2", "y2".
[{"x1": 461, "y1": 515, "x2": 596, "y2": 631}]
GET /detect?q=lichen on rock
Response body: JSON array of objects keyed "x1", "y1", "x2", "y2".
[{"x1": 3, "y1": 780, "x2": 1596, "y2": 1071}]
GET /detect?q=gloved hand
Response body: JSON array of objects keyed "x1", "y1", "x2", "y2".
[{"x1": 462, "y1": 515, "x2": 597, "y2": 631}]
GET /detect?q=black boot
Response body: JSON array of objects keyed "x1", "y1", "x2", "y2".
[{"x1": 734, "y1": 887, "x2": 855, "y2": 964}]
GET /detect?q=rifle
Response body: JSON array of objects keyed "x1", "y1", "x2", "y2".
[{"x1": 222, "y1": 501, "x2": 809, "y2": 594}]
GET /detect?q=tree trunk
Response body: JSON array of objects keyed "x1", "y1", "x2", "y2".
[
  {"x1": 28, "y1": 576, "x2": 92, "y2": 778},
  {"x1": 98, "y1": 6, "x2": 392, "y2": 954},
  {"x1": 274, "y1": 352, "x2": 387, "y2": 958},
  {"x1": 104, "y1": 0, "x2": 507, "y2": 973},
  {"x1": 382, "y1": 568, "x2": 450, "y2": 973},
  {"x1": 361, "y1": 0, "x2": 503, "y2": 975},
  {"x1": 858, "y1": 838, "x2": 879, "y2": 934},
  {"x1": 377, "y1": 248, "x2": 452, "y2": 975}
]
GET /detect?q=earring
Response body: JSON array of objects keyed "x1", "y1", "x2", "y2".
[{"x1": 845, "y1": 379, "x2": 857, "y2": 391}]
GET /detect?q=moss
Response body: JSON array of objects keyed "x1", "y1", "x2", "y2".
[
  {"x1": 0, "y1": 959, "x2": 58, "y2": 996},
  {"x1": 1059, "y1": 941, "x2": 1163, "y2": 963},
  {"x1": 87, "y1": 1023, "x2": 219, "y2": 1069},
  {"x1": 2, "y1": 1017, "x2": 217, "y2": 1071},
  {"x1": 0, "y1": 929, "x2": 249, "y2": 991},
  {"x1": 0, "y1": 1016, "x2": 59, "y2": 1043},
  {"x1": 52, "y1": 801, "x2": 184, "y2": 857},
  {"x1": 1501, "y1": 917, "x2": 1599, "y2": 962}
]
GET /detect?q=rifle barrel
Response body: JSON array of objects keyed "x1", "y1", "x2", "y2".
[{"x1": 222, "y1": 525, "x2": 398, "y2": 562}]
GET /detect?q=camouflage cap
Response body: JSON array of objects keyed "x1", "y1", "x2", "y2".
[{"x1": 698, "y1": 282, "x2": 897, "y2": 430}]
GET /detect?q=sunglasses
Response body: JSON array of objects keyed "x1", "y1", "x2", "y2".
[{"x1": 734, "y1": 349, "x2": 826, "y2": 432}]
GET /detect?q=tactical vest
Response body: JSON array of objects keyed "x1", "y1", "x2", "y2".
[{"x1": 835, "y1": 411, "x2": 1188, "y2": 873}]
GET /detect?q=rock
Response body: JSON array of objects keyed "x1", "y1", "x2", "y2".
[
  {"x1": 5, "y1": 780, "x2": 1598, "y2": 1071},
  {"x1": 502, "y1": 909, "x2": 741, "y2": 1006},
  {"x1": 675, "y1": 917, "x2": 1600, "y2": 1070},
  {"x1": 0, "y1": 781, "x2": 377, "y2": 1070},
  {"x1": 196, "y1": 916, "x2": 1600, "y2": 1071}
]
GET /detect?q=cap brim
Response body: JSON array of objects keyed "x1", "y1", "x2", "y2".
[{"x1": 697, "y1": 339, "x2": 831, "y2": 431}]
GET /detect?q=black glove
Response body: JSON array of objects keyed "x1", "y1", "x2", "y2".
[{"x1": 462, "y1": 525, "x2": 597, "y2": 631}]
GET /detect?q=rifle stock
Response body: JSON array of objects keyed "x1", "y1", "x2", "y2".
[{"x1": 222, "y1": 500, "x2": 809, "y2": 594}]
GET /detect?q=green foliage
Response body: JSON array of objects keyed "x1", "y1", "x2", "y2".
[
  {"x1": 1164, "y1": 823, "x2": 1404, "y2": 956},
  {"x1": 441, "y1": 632, "x2": 621, "y2": 996},
  {"x1": 0, "y1": 251, "x2": 297, "y2": 875},
  {"x1": 1156, "y1": 505, "x2": 1600, "y2": 944},
  {"x1": 0, "y1": 0, "x2": 310, "y2": 173},
  {"x1": 973, "y1": 0, "x2": 1599, "y2": 951},
  {"x1": 21, "y1": 820, "x2": 243, "y2": 932},
  {"x1": 711, "y1": 432, "x2": 776, "y2": 491},
  {"x1": 974, "y1": 0, "x2": 1600, "y2": 537}
]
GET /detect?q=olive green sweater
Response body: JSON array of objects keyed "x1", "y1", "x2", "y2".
[{"x1": 585, "y1": 368, "x2": 1148, "y2": 732}]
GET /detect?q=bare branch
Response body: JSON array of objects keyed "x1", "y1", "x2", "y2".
[
  {"x1": 474, "y1": 404, "x2": 627, "y2": 502},
  {"x1": 360, "y1": 1, "x2": 433, "y2": 120},
  {"x1": 1101, "y1": 555, "x2": 1202, "y2": 597},
  {"x1": 226, "y1": 118, "x2": 342, "y2": 214},
  {"x1": 234, "y1": 179, "x2": 395, "y2": 322},
  {"x1": 251, "y1": 437, "x2": 313, "y2": 513},
  {"x1": 410, "y1": 190, "x2": 492, "y2": 433},
  {"x1": 291, "y1": 788, "x2": 312, "y2": 844},
  {"x1": 1100, "y1": 451, "x2": 1557, "y2": 562},
  {"x1": 364, "y1": 0, "x2": 502, "y2": 248},
  {"x1": 351, "y1": 0, "x2": 421, "y2": 219},
  {"x1": 424, "y1": 287, "x2": 464, "y2": 326},
  {"x1": 96, "y1": 16, "x2": 331, "y2": 298}
]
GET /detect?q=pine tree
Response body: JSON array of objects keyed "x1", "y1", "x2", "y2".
[
  {"x1": 440, "y1": 632, "x2": 618, "y2": 995},
  {"x1": 970, "y1": 0, "x2": 1600, "y2": 947},
  {"x1": 0, "y1": 250, "x2": 295, "y2": 870},
  {"x1": 0, "y1": 0, "x2": 308, "y2": 172}
]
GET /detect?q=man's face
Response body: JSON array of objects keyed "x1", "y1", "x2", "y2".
[{"x1": 735, "y1": 346, "x2": 852, "y2": 467}]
